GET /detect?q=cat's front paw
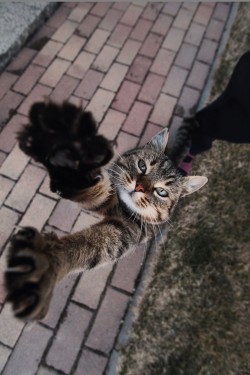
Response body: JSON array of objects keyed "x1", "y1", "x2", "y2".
[
  {"x1": 5, "y1": 227, "x2": 57, "y2": 321},
  {"x1": 17, "y1": 101, "x2": 114, "y2": 197}
]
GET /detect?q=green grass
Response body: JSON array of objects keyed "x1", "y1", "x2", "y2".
[{"x1": 119, "y1": 4, "x2": 250, "y2": 375}]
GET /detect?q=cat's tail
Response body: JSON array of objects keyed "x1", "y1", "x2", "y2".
[{"x1": 167, "y1": 117, "x2": 199, "y2": 166}]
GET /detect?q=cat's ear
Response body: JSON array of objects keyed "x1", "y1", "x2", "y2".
[
  {"x1": 145, "y1": 128, "x2": 169, "y2": 153},
  {"x1": 181, "y1": 176, "x2": 208, "y2": 197}
]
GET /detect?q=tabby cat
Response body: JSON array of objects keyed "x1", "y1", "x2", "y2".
[{"x1": 4, "y1": 101, "x2": 207, "y2": 321}]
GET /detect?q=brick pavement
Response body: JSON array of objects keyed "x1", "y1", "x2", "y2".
[{"x1": 0, "y1": 2, "x2": 233, "y2": 374}]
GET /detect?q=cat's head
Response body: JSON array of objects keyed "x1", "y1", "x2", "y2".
[{"x1": 111, "y1": 128, "x2": 207, "y2": 224}]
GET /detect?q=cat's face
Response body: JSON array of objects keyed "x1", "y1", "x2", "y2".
[{"x1": 110, "y1": 129, "x2": 207, "y2": 224}]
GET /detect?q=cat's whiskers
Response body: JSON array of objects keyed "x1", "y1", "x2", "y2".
[{"x1": 113, "y1": 149, "x2": 125, "y2": 162}]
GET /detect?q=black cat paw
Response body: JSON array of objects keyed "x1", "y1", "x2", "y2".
[
  {"x1": 17, "y1": 101, "x2": 114, "y2": 197},
  {"x1": 5, "y1": 227, "x2": 56, "y2": 321}
]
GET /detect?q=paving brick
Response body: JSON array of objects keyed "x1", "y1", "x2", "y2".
[
  {"x1": 175, "y1": 86, "x2": 200, "y2": 117},
  {"x1": 0, "y1": 206, "x2": 19, "y2": 250},
  {"x1": 112, "y1": 80, "x2": 140, "y2": 113},
  {"x1": 40, "y1": 58, "x2": 70, "y2": 87},
  {"x1": 33, "y1": 40, "x2": 63, "y2": 67},
  {"x1": 120, "y1": 4, "x2": 143, "y2": 26},
  {"x1": 150, "y1": 94, "x2": 177, "y2": 127},
  {"x1": 185, "y1": 22, "x2": 206, "y2": 46},
  {"x1": 100, "y1": 63, "x2": 128, "y2": 92},
  {"x1": 0, "y1": 72, "x2": 18, "y2": 100},
  {"x1": 139, "y1": 33, "x2": 163, "y2": 59},
  {"x1": 28, "y1": 24, "x2": 56, "y2": 51},
  {"x1": 43, "y1": 273, "x2": 78, "y2": 328},
  {"x1": 0, "y1": 152, "x2": 6, "y2": 167},
  {"x1": 183, "y1": 2, "x2": 199, "y2": 12},
  {"x1": 51, "y1": 19, "x2": 78, "y2": 43},
  {"x1": 0, "y1": 304, "x2": 25, "y2": 347},
  {"x1": 117, "y1": 40, "x2": 141, "y2": 65},
  {"x1": 162, "y1": 65, "x2": 188, "y2": 97},
  {"x1": 74, "y1": 70, "x2": 104, "y2": 99},
  {"x1": 150, "y1": 49, "x2": 175, "y2": 76},
  {"x1": 130, "y1": 19, "x2": 152, "y2": 43},
  {"x1": 173, "y1": 7, "x2": 194, "y2": 30},
  {"x1": 112, "y1": 2, "x2": 130, "y2": 11},
  {"x1": 63, "y1": 2, "x2": 78, "y2": 9},
  {"x1": 99, "y1": 8, "x2": 123, "y2": 31},
  {"x1": 67, "y1": 51, "x2": 95, "y2": 79},
  {"x1": 85, "y1": 29, "x2": 110, "y2": 54},
  {"x1": 0, "y1": 114, "x2": 26, "y2": 153},
  {"x1": 0, "y1": 143, "x2": 29, "y2": 180},
  {"x1": 162, "y1": 27, "x2": 185, "y2": 51},
  {"x1": 0, "y1": 176, "x2": 14, "y2": 207},
  {"x1": 68, "y1": 2, "x2": 93, "y2": 23},
  {"x1": 20, "y1": 194, "x2": 56, "y2": 231},
  {"x1": 142, "y1": 3, "x2": 164, "y2": 21},
  {"x1": 77, "y1": 14, "x2": 101, "y2": 38},
  {"x1": 58, "y1": 35, "x2": 86, "y2": 61},
  {"x1": 18, "y1": 84, "x2": 52, "y2": 116},
  {"x1": 122, "y1": 102, "x2": 151, "y2": 136},
  {"x1": 50, "y1": 75, "x2": 79, "y2": 102},
  {"x1": 108, "y1": 23, "x2": 132, "y2": 49},
  {"x1": 126, "y1": 55, "x2": 152, "y2": 84},
  {"x1": 68, "y1": 96, "x2": 88, "y2": 109},
  {"x1": 74, "y1": 349, "x2": 107, "y2": 375},
  {"x1": 167, "y1": 115, "x2": 183, "y2": 151},
  {"x1": 0, "y1": 249, "x2": 8, "y2": 302},
  {"x1": 0, "y1": 344, "x2": 11, "y2": 374},
  {"x1": 139, "y1": 122, "x2": 163, "y2": 146},
  {"x1": 39, "y1": 175, "x2": 59, "y2": 200},
  {"x1": 0, "y1": 91, "x2": 24, "y2": 129},
  {"x1": 7, "y1": 48, "x2": 37, "y2": 75},
  {"x1": 85, "y1": 89, "x2": 115, "y2": 122},
  {"x1": 86, "y1": 287, "x2": 129, "y2": 354},
  {"x1": 197, "y1": 39, "x2": 217, "y2": 64},
  {"x1": 73, "y1": 263, "x2": 113, "y2": 309},
  {"x1": 2, "y1": 324, "x2": 52, "y2": 375},
  {"x1": 175, "y1": 43, "x2": 198, "y2": 70},
  {"x1": 72, "y1": 210, "x2": 101, "y2": 232},
  {"x1": 92, "y1": 45, "x2": 119, "y2": 72},
  {"x1": 91, "y1": 2, "x2": 112, "y2": 17},
  {"x1": 152, "y1": 14, "x2": 172, "y2": 36},
  {"x1": 115, "y1": 131, "x2": 138, "y2": 156},
  {"x1": 213, "y1": 3, "x2": 230, "y2": 22},
  {"x1": 205, "y1": 19, "x2": 224, "y2": 41},
  {"x1": 138, "y1": 73, "x2": 164, "y2": 104},
  {"x1": 37, "y1": 367, "x2": 58, "y2": 375},
  {"x1": 46, "y1": 303, "x2": 92, "y2": 373},
  {"x1": 49, "y1": 199, "x2": 81, "y2": 232},
  {"x1": 162, "y1": 2, "x2": 181, "y2": 16},
  {"x1": 13, "y1": 64, "x2": 45, "y2": 95},
  {"x1": 46, "y1": 5, "x2": 71, "y2": 28},
  {"x1": 187, "y1": 61, "x2": 209, "y2": 90},
  {"x1": 98, "y1": 109, "x2": 126, "y2": 140},
  {"x1": 5, "y1": 164, "x2": 46, "y2": 212},
  {"x1": 111, "y1": 245, "x2": 145, "y2": 292},
  {"x1": 194, "y1": 3, "x2": 214, "y2": 25}
]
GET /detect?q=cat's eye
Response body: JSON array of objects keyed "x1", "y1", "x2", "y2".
[
  {"x1": 138, "y1": 159, "x2": 147, "y2": 174},
  {"x1": 155, "y1": 187, "x2": 169, "y2": 197}
]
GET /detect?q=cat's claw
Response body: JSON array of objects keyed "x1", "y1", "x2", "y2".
[{"x1": 5, "y1": 227, "x2": 57, "y2": 321}]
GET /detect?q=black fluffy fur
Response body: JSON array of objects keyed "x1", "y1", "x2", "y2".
[{"x1": 18, "y1": 101, "x2": 113, "y2": 198}]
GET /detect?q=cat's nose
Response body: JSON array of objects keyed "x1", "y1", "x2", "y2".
[{"x1": 135, "y1": 182, "x2": 144, "y2": 193}]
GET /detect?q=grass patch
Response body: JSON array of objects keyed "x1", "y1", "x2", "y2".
[{"x1": 119, "y1": 4, "x2": 250, "y2": 375}]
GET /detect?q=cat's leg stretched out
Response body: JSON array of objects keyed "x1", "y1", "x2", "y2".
[
  {"x1": 5, "y1": 100, "x2": 123, "y2": 321},
  {"x1": 5, "y1": 215, "x2": 137, "y2": 321}
]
